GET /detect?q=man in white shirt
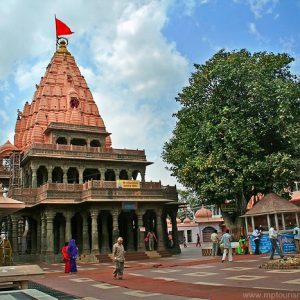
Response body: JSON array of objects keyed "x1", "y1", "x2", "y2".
[
  {"x1": 269, "y1": 225, "x2": 284, "y2": 260},
  {"x1": 293, "y1": 225, "x2": 300, "y2": 253},
  {"x1": 252, "y1": 226, "x2": 261, "y2": 255}
]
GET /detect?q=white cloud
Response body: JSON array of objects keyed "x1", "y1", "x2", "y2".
[
  {"x1": 0, "y1": 110, "x2": 9, "y2": 124},
  {"x1": 245, "y1": 0, "x2": 279, "y2": 18},
  {"x1": 248, "y1": 22, "x2": 267, "y2": 43},
  {"x1": 0, "y1": 0, "x2": 189, "y2": 186}
]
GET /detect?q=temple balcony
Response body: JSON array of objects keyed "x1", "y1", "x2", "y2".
[
  {"x1": 8, "y1": 180, "x2": 178, "y2": 206},
  {"x1": 22, "y1": 143, "x2": 150, "y2": 164}
]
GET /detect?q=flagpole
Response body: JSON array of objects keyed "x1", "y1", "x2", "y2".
[{"x1": 55, "y1": 14, "x2": 58, "y2": 50}]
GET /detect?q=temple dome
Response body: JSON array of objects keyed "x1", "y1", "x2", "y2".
[
  {"x1": 183, "y1": 217, "x2": 191, "y2": 224},
  {"x1": 195, "y1": 206, "x2": 212, "y2": 218},
  {"x1": 14, "y1": 40, "x2": 109, "y2": 150},
  {"x1": 0, "y1": 140, "x2": 18, "y2": 157}
]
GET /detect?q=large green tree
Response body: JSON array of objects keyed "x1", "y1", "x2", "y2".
[{"x1": 163, "y1": 49, "x2": 300, "y2": 229}]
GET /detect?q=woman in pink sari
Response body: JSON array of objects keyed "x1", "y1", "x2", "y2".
[{"x1": 61, "y1": 242, "x2": 70, "y2": 273}]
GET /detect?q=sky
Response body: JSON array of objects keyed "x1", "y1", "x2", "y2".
[{"x1": 0, "y1": 0, "x2": 300, "y2": 187}]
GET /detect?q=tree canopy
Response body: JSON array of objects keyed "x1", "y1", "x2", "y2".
[{"x1": 162, "y1": 49, "x2": 300, "y2": 218}]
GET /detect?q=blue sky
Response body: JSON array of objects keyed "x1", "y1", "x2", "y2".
[{"x1": 0, "y1": 0, "x2": 300, "y2": 186}]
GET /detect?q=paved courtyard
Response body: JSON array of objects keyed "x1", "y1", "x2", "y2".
[{"x1": 1, "y1": 247, "x2": 300, "y2": 300}]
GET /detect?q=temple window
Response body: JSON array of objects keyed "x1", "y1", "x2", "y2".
[
  {"x1": 70, "y1": 97, "x2": 79, "y2": 108},
  {"x1": 119, "y1": 170, "x2": 128, "y2": 180},
  {"x1": 132, "y1": 170, "x2": 142, "y2": 181},
  {"x1": 71, "y1": 138, "x2": 87, "y2": 146},
  {"x1": 56, "y1": 137, "x2": 67, "y2": 145},
  {"x1": 67, "y1": 167, "x2": 79, "y2": 184},
  {"x1": 90, "y1": 140, "x2": 101, "y2": 147},
  {"x1": 83, "y1": 168, "x2": 101, "y2": 182},
  {"x1": 36, "y1": 166, "x2": 48, "y2": 187},
  {"x1": 52, "y1": 167, "x2": 63, "y2": 183},
  {"x1": 105, "y1": 169, "x2": 116, "y2": 181}
]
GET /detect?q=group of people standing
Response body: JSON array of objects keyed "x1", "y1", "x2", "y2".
[{"x1": 61, "y1": 239, "x2": 78, "y2": 274}]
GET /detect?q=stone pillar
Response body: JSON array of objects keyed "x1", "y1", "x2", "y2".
[
  {"x1": 11, "y1": 216, "x2": 19, "y2": 254},
  {"x1": 126, "y1": 214, "x2": 134, "y2": 251},
  {"x1": 41, "y1": 215, "x2": 47, "y2": 254},
  {"x1": 245, "y1": 217, "x2": 249, "y2": 236},
  {"x1": 36, "y1": 218, "x2": 41, "y2": 254},
  {"x1": 156, "y1": 209, "x2": 164, "y2": 251},
  {"x1": 82, "y1": 213, "x2": 90, "y2": 253},
  {"x1": 32, "y1": 168, "x2": 37, "y2": 188},
  {"x1": 275, "y1": 214, "x2": 279, "y2": 230},
  {"x1": 170, "y1": 211, "x2": 180, "y2": 252},
  {"x1": 251, "y1": 216, "x2": 255, "y2": 231},
  {"x1": 90, "y1": 210, "x2": 99, "y2": 254},
  {"x1": 79, "y1": 167, "x2": 84, "y2": 184},
  {"x1": 45, "y1": 211, "x2": 55, "y2": 254},
  {"x1": 115, "y1": 169, "x2": 120, "y2": 180},
  {"x1": 65, "y1": 212, "x2": 72, "y2": 242},
  {"x1": 101, "y1": 212, "x2": 110, "y2": 253},
  {"x1": 296, "y1": 213, "x2": 299, "y2": 227},
  {"x1": 267, "y1": 214, "x2": 271, "y2": 228},
  {"x1": 100, "y1": 168, "x2": 105, "y2": 181},
  {"x1": 47, "y1": 166, "x2": 53, "y2": 183},
  {"x1": 137, "y1": 209, "x2": 145, "y2": 252},
  {"x1": 112, "y1": 208, "x2": 120, "y2": 243},
  {"x1": 63, "y1": 167, "x2": 68, "y2": 184},
  {"x1": 141, "y1": 170, "x2": 145, "y2": 182},
  {"x1": 281, "y1": 213, "x2": 286, "y2": 230}
]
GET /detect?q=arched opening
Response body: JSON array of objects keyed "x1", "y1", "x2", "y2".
[
  {"x1": 132, "y1": 170, "x2": 142, "y2": 181},
  {"x1": 119, "y1": 170, "x2": 128, "y2": 180},
  {"x1": 56, "y1": 137, "x2": 67, "y2": 145},
  {"x1": 143, "y1": 210, "x2": 157, "y2": 251},
  {"x1": 83, "y1": 168, "x2": 100, "y2": 182},
  {"x1": 105, "y1": 169, "x2": 115, "y2": 181},
  {"x1": 67, "y1": 167, "x2": 79, "y2": 183},
  {"x1": 90, "y1": 140, "x2": 101, "y2": 147},
  {"x1": 36, "y1": 166, "x2": 48, "y2": 187},
  {"x1": 71, "y1": 213, "x2": 83, "y2": 253},
  {"x1": 71, "y1": 138, "x2": 87, "y2": 146},
  {"x1": 202, "y1": 226, "x2": 216, "y2": 242},
  {"x1": 52, "y1": 167, "x2": 63, "y2": 183},
  {"x1": 53, "y1": 213, "x2": 65, "y2": 254}
]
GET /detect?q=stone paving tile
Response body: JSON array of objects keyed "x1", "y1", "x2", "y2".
[
  {"x1": 92, "y1": 283, "x2": 120, "y2": 289},
  {"x1": 151, "y1": 269, "x2": 181, "y2": 273},
  {"x1": 184, "y1": 265, "x2": 215, "y2": 269},
  {"x1": 283, "y1": 278, "x2": 300, "y2": 285},
  {"x1": 193, "y1": 281, "x2": 224, "y2": 286},
  {"x1": 221, "y1": 267, "x2": 255, "y2": 271},
  {"x1": 225, "y1": 275, "x2": 267, "y2": 281},
  {"x1": 184, "y1": 271, "x2": 218, "y2": 277},
  {"x1": 154, "y1": 277, "x2": 177, "y2": 281},
  {"x1": 266, "y1": 269, "x2": 300, "y2": 274},
  {"x1": 123, "y1": 290, "x2": 161, "y2": 297},
  {"x1": 70, "y1": 277, "x2": 95, "y2": 282}
]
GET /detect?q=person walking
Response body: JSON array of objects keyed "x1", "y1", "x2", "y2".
[
  {"x1": 252, "y1": 226, "x2": 261, "y2": 255},
  {"x1": 196, "y1": 233, "x2": 201, "y2": 247},
  {"x1": 112, "y1": 237, "x2": 125, "y2": 280},
  {"x1": 183, "y1": 236, "x2": 187, "y2": 248},
  {"x1": 146, "y1": 231, "x2": 157, "y2": 251},
  {"x1": 211, "y1": 230, "x2": 219, "y2": 256},
  {"x1": 269, "y1": 225, "x2": 284, "y2": 260},
  {"x1": 61, "y1": 242, "x2": 70, "y2": 273},
  {"x1": 220, "y1": 229, "x2": 233, "y2": 262},
  {"x1": 293, "y1": 224, "x2": 300, "y2": 253},
  {"x1": 68, "y1": 239, "x2": 78, "y2": 273}
]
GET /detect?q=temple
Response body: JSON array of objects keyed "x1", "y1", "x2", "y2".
[{"x1": 0, "y1": 40, "x2": 179, "y2": 262}]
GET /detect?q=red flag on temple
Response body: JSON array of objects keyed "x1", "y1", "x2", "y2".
[{"x1": 55, "y1": 17, "x2": 74, "y2": 36}]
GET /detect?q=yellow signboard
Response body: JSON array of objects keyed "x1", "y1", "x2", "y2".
[{"x1": 116, "y1": 180, "x2": 140, "y2": 189}]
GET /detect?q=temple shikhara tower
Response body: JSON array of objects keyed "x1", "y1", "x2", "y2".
[{"x1": 0, "y1": 40, "x2": 179, "y2": 262}]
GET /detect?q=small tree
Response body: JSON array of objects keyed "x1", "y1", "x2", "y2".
[{"x1": 163, "y1": 49, "x2": 300, "y2": 230}]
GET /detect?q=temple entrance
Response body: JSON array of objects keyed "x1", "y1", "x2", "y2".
[
  {"x1": 71, "y1": 213, "x2": 83, "y2": 253},
  {"x1": 53, "y1": 213, "x2": 66, "y2": 254},
  {"x1": 118, "y1": 211, "x2": 137, "y2": 251}
]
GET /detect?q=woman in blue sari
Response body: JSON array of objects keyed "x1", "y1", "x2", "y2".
[{"x1": 68, "y1": 239, "x2": 78, "y2": 273}]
